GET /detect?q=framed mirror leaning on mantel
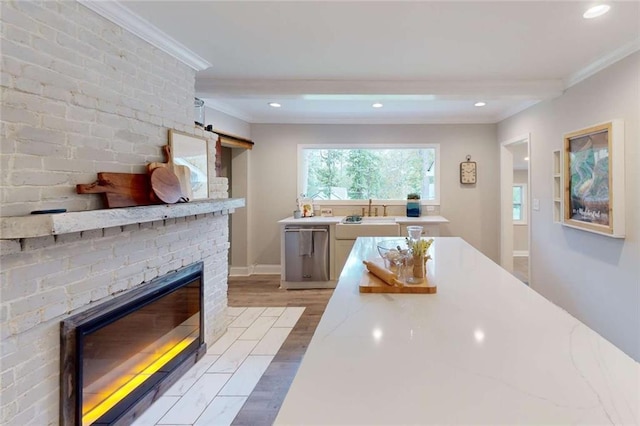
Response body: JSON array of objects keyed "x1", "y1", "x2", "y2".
[{"x1": 169, "y1": 129, "x2": 209, "y2": 200}]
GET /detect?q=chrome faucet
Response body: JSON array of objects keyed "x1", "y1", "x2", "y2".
[{"x1": 368, "y1": 199, "x2": 372, "y2": 217}]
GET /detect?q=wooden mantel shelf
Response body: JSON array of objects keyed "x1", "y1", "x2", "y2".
[{"x1": 0, "y1": 198, "x2": 245, "y2": 240}]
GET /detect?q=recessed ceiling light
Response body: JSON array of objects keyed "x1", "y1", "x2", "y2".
[
  {"x1": 268, "y1": 102, "x2": 281, "y2": 108},
  {"x1": 474, "y1": 101, "x2": 486, "y2": 107},
  {"x1": 583, "y1": 4, "x2": 610, "y2": 19},
  {"x1": 524, "y1": 157, "x2": 529, "y2": 161},
  {"x1": 372, "y1": 103, "x2": 383, "y2": 108}
]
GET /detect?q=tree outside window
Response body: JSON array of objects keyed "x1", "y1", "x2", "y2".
[{"x1": 299, "y1": 145, "x2": 439, "y2": 203}]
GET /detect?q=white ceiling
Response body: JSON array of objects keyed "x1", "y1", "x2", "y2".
[{"x1": 113, "y1": 1, "x2": 639, "y2": 124}]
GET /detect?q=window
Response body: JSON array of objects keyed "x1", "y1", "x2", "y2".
[
  {"x1": 513, "y1": 184, "x2": 528, "y2": 224},
  {"x1": 298, "y1": 145, "x2": 440, "y2": 204}
]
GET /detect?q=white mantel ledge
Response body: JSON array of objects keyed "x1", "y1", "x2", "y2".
[{"x1": 0, "y1": 198, "x2": 245, "y2": 240}]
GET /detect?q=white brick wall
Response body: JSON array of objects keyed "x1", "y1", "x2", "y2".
[
  {"x1": 0, "y1": 0, "x2": 210, "y2": 216},
  {"x1": 0, "y1": 1, "x2": 233, "y2": 424},
  {"x1": 0, "y1": 214, "x2": 230, "y2": 425}
]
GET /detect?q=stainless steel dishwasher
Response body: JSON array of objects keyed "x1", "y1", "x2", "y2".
[{"x1": 284, "y1": 225, "x2": 329, "y2": 282}]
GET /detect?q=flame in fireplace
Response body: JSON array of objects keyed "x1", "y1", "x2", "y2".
[{"x1": 82, "y1": 335, "x2": 196, "y2": 426}]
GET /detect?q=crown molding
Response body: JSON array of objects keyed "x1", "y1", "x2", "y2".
[
  {"x1": 78, "y1": 0, "x2": 211, "y2": 71},
  {"x1": 565, "y1": 38, "x2": 640, "y2": 88}
]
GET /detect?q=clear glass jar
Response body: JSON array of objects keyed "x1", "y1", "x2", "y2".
[
  {"x1": 406, "y1": 226, "x2": 423, "y2": 240},
  {"x1": 194, "y1": 98, "x2": 205, "y2": 127}
]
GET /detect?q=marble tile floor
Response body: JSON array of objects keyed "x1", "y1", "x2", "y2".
[{"x1": 131, "y1": 306, "x2": 305, "y2": 426}]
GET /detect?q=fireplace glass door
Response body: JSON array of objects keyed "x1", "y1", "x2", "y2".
[{"x1": 71, "y1": 267, "x2": 202, "y2": 426}]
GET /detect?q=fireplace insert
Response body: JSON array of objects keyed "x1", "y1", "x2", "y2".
[{"x1": 61, "y1": 262, "x2": 205, "y2": 426}]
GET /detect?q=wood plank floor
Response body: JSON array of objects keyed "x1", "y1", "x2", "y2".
[
  {"x1": 513, "y1": 256, "x2": 529, "y2": 284},
  {"x1": 228, "y1": 275, "x2": 334, "y2": 425}
]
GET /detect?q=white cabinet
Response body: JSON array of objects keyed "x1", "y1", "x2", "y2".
[
  {"x1": 334, "y1": 223, "x2": 400, "y2": 278},
  {"x1": 552, "y1": 150, "x2": 562, "y2": 223}
]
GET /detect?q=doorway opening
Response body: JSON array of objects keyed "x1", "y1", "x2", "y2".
[{"x1": 500, "y1": 134, "x2": 531, "y2": 285}]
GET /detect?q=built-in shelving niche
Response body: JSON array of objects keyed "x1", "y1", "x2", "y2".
[{"x1": 552, "y1": 150, "x2": 562, "y2": 223}]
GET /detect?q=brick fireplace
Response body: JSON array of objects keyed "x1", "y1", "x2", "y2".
[
  {"x1": 0, "y1": 1, "x2": 244, "y2": 423},
  {"x1": 0, "y1": 199, "x2": 243, "y2": 425}
]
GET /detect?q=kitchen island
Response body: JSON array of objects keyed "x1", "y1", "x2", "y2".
[{"x1": 275, "y1": 237, "x2": 639, "y2": 425}]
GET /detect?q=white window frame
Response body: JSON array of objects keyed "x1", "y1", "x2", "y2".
[
  {"x1": 513, "y1": 183, "x2": 528, "y2": 225},
  {"x1": 297, "y1": 144, "x2": 441, "y2": 206}
]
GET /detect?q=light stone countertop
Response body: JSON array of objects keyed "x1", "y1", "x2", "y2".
[
  {"x1": 274, "y1": 237, "x2": 639, "y2": 425},
  {"x1": 277, "y1": 215, "x2": 449, "y2": 225}
]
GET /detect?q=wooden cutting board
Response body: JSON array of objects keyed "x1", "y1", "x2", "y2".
[
  {"x1": 76, "y1": 173, "x2": 157, "y2": 208},
  {"x1": 172, "y1": 164, "x2": 192, "y2": 201},
  {"x1": 150, "y1": 167, "x2": 183, "y2": 204},
  {"x1": 359, "y1": 258, "x2": 437, "y2": 294},
  {"x1": 148, "y1": 145, "x2": 192, "y2": 201}
]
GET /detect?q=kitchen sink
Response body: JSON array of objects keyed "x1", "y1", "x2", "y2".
[{"x1": 360, "y1": 216, "x2": 397, "y2": 223}]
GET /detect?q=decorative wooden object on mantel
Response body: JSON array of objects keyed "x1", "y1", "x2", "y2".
[
  {"x1": 149, "y1": 167, "x2": 184, "y2": 204},
  {"x1": 148, "y1": 145, "x2": 192, "y2": 201},
  {"x1": 76, "y1": 172, "x2": 159, "y2": 208}
]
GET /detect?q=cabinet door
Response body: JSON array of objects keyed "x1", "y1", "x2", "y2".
[{"x1": 335, "y1": 239, "x2": 355, "y2": 278}]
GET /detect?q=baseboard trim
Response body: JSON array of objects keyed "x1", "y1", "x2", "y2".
[
  {"x1": 513, "y1": 251, "x2": 529, "y2": 257},
  {"x1": 229, "y1": 264, "x2": 282, "y2": 276},
  {"x1": 229, "y1": 266, "x2": 253, "y2": 277},
  {"x1": 253, "y1": 264, "x2": 281, "y2": 275}
]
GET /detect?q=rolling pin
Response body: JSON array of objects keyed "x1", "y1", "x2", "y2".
[{"x1": 362, "y1": 260, "x2": 403, "y2": 287}]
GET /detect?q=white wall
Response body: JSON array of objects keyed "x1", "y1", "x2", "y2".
[
  {"x1": 248, "y1": 123, "x2": 500, "y2": 266},
  {"x1": 497, "y1": 52, "x2": 639, "y2": 361},
  {"x1": 205, "y1": 107, "x2": 251, "y2": 139}
]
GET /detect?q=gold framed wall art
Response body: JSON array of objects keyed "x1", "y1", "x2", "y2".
[{"x1": 562, "y1": 120, "x2": 625, "y2": 238}]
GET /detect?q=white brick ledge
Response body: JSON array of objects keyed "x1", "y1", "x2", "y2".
[{"x1": 0, "y1": 198, "x2": 245, "y2": 239}]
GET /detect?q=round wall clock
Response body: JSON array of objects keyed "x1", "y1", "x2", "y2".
[{"x1": 460, "y1": 155, "x2": 477, "y2": 184}]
